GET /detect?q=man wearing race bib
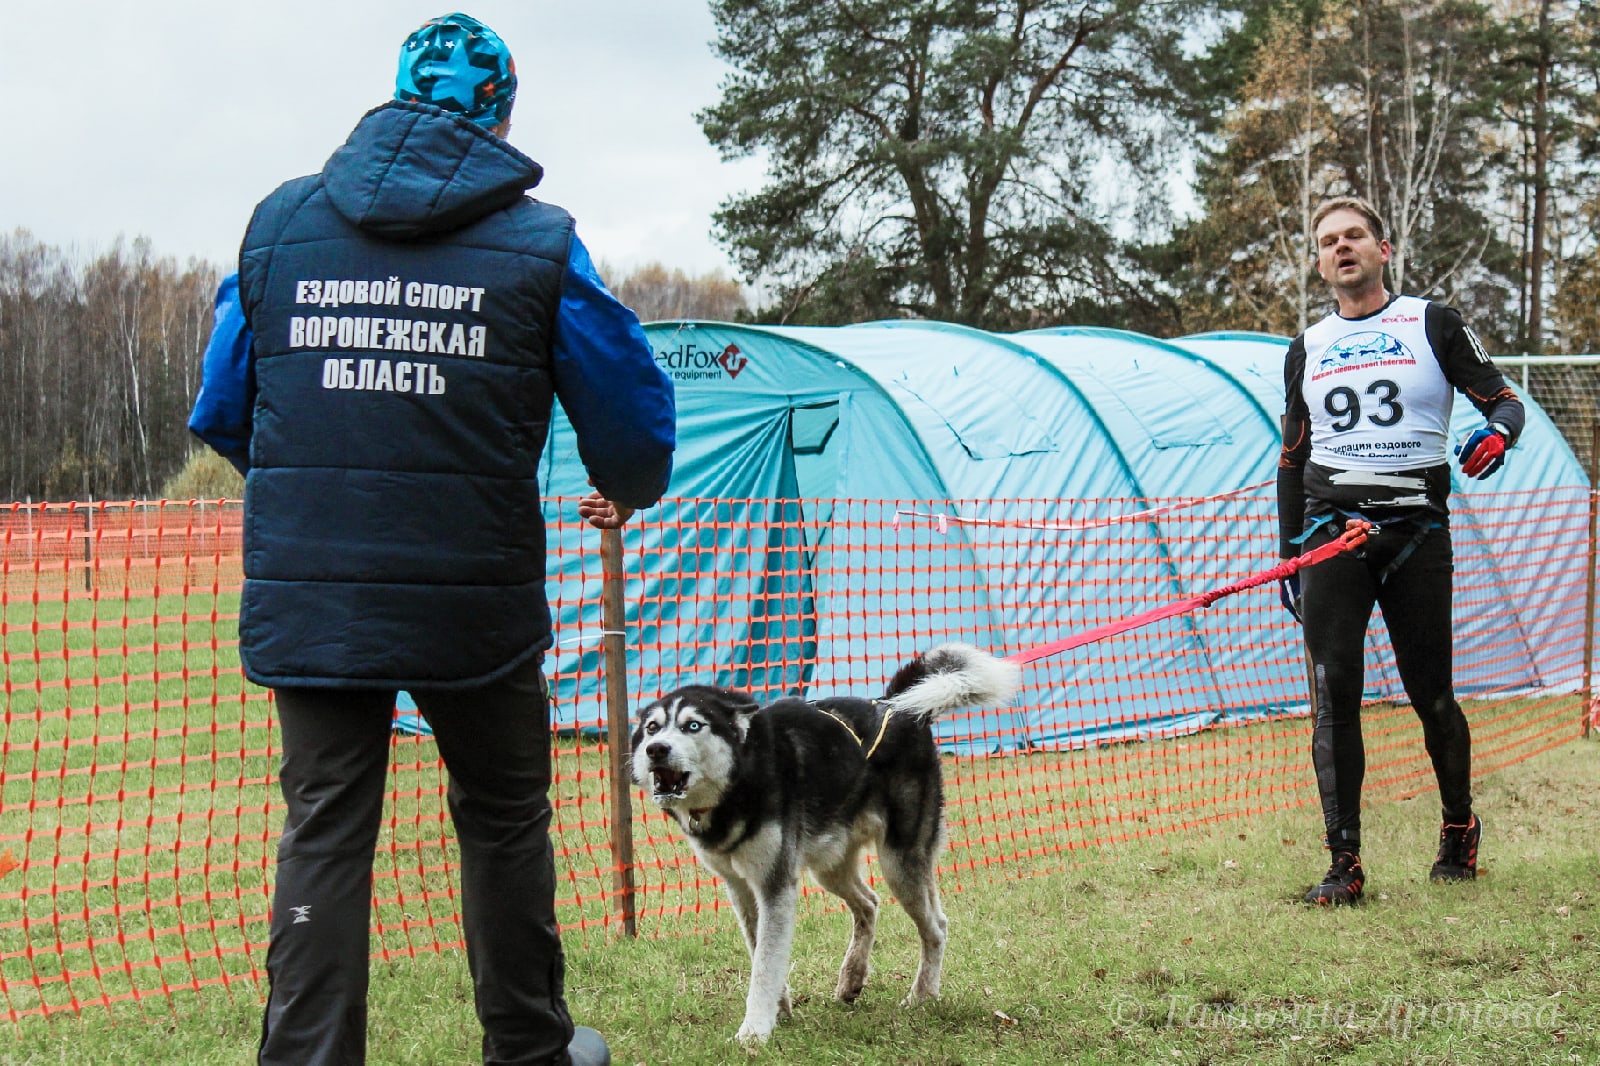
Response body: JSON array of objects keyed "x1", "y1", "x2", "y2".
[{"x1": 1276, "y1": 197, "x2": 1525, "y2": 906}]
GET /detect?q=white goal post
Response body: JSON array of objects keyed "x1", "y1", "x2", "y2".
[{"x1": 1492, "y1": 355, "x2": 1600, "y2": 470}]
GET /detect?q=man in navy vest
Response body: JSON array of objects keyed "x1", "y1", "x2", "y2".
[{"x1": 189, "y1": 13, "x2": 674, "y2": 1065}]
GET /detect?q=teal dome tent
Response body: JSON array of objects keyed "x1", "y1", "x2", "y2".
[{"x1": 535, "y1": 321, "x2": 1589, "y2": 752}]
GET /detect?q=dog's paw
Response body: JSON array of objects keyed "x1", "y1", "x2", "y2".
[
  {"x1": 835, "y1": 960, "x2": 869, "y2": 1003},
  {"x1": 735, "y1": 1021, "x2": 772, "y2": 1049},
  {"x1": 900, "y1": 988, "x2": 940, "y2": 1008},
  {"x1": 835, "y1": 976, "x2": 867, "y2": 1003}
]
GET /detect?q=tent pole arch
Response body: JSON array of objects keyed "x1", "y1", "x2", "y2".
[
  {"x1": 1029, "y1": 325, "x2": 1281, "y2": 439},
  {"x1": 859, "y1": 320, "x2": 1222, "y2": 688},
  {"x1": 858, "y1": 320, "x2": 1154, "y2": 502}
]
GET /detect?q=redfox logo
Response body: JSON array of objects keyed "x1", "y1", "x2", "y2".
[
  {"x1": 718, "y1": 344, "x2": 747, "y2": 379},
  {"x1": 656, "y1": 342, "x2": 753, "y2": 381}
]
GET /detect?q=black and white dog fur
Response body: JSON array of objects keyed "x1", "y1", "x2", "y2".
[{"x1": 631, "y1": 643, "x2": 1021, "y2": 1046}]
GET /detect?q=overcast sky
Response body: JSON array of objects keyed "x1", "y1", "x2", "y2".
[{"x1": 0, "y1": 0, "x2": 762, "y2": 279}]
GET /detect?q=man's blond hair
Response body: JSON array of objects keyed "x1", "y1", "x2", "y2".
[{"x1": 1311, "y1": 197, "x2": 1386, "y2": 242}]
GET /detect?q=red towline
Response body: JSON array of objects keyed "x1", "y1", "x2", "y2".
[{"x1": 1006, "y1": 523, "x2": 1371, "y2": 666}]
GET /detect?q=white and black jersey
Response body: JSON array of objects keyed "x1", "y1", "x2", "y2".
[{"x1": 1277, "y1": 295, "x2": 1524, "y2": 556}]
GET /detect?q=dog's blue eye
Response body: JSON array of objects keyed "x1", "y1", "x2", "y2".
[{"x1": 685, "y1": 721, "x2": 703, "y2": 732}]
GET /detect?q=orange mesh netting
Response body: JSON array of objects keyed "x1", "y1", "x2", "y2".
[{"x1": 0, "y1": 491, "x2": 1591, "y2": 1022}]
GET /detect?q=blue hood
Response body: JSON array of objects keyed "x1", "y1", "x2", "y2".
[{"x1": 321, "y1": 100, "x2": 543, "y2": 240}]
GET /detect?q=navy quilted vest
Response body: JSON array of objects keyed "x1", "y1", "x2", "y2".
[{"x1": 236, "y1": 101, "x2": 571, "y2": 689}]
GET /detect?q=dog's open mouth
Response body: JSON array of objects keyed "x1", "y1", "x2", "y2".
[{"x1": 650, "y1": 767, "x2": 690, "y2": 797}]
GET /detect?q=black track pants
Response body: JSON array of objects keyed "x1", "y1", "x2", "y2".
[
  {"x1": 1298, "y1": 522, "x2": 1473, "y2": 852},
  {"x1": 258, "y1": 656, "x2": 574, "y2": 1066}
]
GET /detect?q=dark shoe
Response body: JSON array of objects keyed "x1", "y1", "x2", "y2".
[
  {"x1": 1304, "y1": 850, "x2": 1364, "y2": 905},
  {"x1": 567, "y1": 1026, "x2": 610, "y2": 1066},
  {"x1": 566, "y1": 1024, "x2": 608, "y2": 1062},
  {"x1": 1430, "y1": 814, "x2": 1482, "y2": 882}
]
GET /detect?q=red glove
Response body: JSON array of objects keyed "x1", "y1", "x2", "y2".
[{"x1": 1455, "y1": 426, "x2": 1507, "y2": 479}]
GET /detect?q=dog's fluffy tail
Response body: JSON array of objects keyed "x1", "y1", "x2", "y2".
[{"x1": 881, "y1": 642, "x2": 1022, "y2": 720}]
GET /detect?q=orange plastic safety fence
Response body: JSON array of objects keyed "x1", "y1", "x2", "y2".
[{"x1": 0, "y1": 491, "x2": 1591, "y2": 1024}]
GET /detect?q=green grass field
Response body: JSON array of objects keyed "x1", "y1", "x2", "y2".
[
  {"x1": 4, "y1": 584, "x2": 1594, "y2": 1061},
  {"x1": 2, "y1": 731, "x2": 1594, "y2": 1065}
]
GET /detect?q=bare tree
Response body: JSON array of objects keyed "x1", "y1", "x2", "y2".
[
  {"x1": 1489, "y1": 0, "x2": 1600, "y2": 351},
  {"x1": 1361, "y1": 1, "x2": 1464, "y2": 293},
  {"x1": 0, "y1": 230, "x2": 220, "y2": 500},
  {"x1": 609, "y1": 261, "x2": 750, "y2": 322},
  {"x1": 1180, "y1": 0, "x2": 1505, "y2": 336},
  {"x1": 1175, "y1": 8, "x2": 1345, "y2": 334}
]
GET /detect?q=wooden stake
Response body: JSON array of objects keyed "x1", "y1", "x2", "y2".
[{"x1": 601, "y1": 527, "x2": 638, "y2": 936}]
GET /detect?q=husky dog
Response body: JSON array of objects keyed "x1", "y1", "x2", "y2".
[{"x1": 631, "y1": 643, "x2": 1021, "y2": 1046}]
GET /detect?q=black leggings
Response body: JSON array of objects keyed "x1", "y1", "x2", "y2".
[{"x1": 1299, "y1": 520, "x2": 1473, "y2": 851}]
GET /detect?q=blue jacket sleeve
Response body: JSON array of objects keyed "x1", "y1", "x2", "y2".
[
  {"x1": 187, "y1": 273, "x2": 255, "y2": 475},
  {"x1": 552, "y1": 233, "x2": 676, "y2": 508}
]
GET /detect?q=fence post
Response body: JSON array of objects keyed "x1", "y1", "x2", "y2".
[
  {"x1": 83, "y1": 498, "x2": 94, "y2": 593},
  {"x1": 601, "y1": 526, "x2": 638, "y2": 936},
  {"x1": 1584, "y1": 423, "x2": 1599, "y2": 737}
]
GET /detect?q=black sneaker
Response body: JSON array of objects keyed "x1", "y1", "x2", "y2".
[
  {"x1": 1430, "y1": 814, "x2": 1482, "y2": 882},
  {"x1": 1304, "y1": 850, "x2": 1364, "y2": 905},
  {"x1": 568, "y1": 1026, "x2": 611, "y2": 1066}
]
